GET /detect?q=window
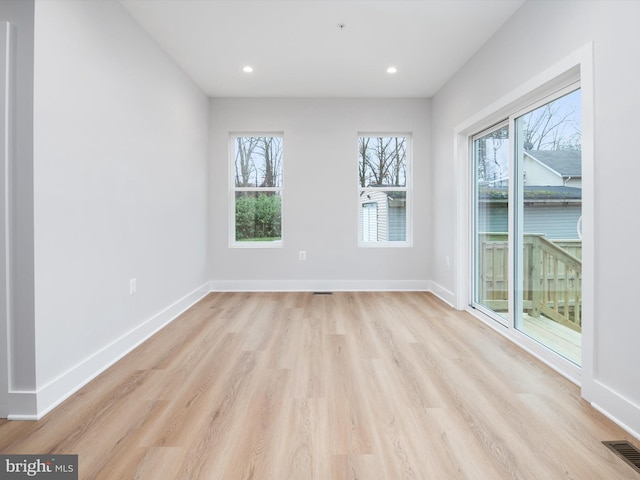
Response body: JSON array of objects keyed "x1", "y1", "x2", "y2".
[
  {"x1": 358, "y1": 135, "x2": 411, "y2": 246},
  {"x1": 230, "y1": 134, "x2": 283, "y2": 247}
]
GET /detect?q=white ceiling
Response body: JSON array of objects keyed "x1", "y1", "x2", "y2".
[{"x1": 119, "y1": 0, "x2": 525, "y2": 98}]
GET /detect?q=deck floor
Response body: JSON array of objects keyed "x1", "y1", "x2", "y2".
[{"x1": 521, "y1": 314, "x2": 581, "y2": 365}]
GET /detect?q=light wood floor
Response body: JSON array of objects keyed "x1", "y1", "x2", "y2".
[{"x1": 1, "y1": 292, "x2": 638, "y2": 479}]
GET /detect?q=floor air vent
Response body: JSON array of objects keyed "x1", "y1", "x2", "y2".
[{"x1": 602, "y1": 440, "x2": 640, "y2": 474}]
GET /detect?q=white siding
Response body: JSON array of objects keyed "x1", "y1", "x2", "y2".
[
  {"x1": 361, "y1": 202, "x2": 378, "y2": 242},
  {"x1": 524, "y1": 154, "x2": 563, "y2": 186}
]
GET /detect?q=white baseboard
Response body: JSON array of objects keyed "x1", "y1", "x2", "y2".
[
  {"x1": 428, "y1": 281, "x2": 455, "y2": 307},
  {"x1": 7, "y1": 392, "x2": 38, "y2": 420},
  {"x1": 9, "y1": 283, "x2": 210, "y2": 420},
  {"x1": 590, "y1": 380, "x2": 640, "y2": 441},
  {"x1": 209, "y1": 279, "x2": 431, "y2": 292}
]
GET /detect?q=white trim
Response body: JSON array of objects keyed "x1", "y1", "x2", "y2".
[
  {"x1": 590, "y1": 382, "x2": 640, "y2": 441},
  {"x1": 429, "y1": 281, "x2": 455, "y2": 307},
  {"x1": 7, "y1": 283, "x2": 210, "y2": 420},
  {"x1": 209, "y1": 279, "x2": 430, "y2": 293},
  {"x1": 576, "y1": 43, "x2": 595, "y2": 402},
  {"x1": 0, "y1": 21, "x2": 14, "y2": 419},
  {"x1": 358, "y1": 241, "x2": 412, "y2": 249},
  {"x1": 231, "y1": 239, "x2": 284, "y2": 249},
  {"x1": 453, "y1": 128, "x2": 470, "y2": 311}
]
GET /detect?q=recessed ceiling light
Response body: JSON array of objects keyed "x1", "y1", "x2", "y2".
[
  {"x1": 242, "y1": 65, "x2": 253, "y2": 73},
  {"x1": 387, "y1": 66, "x2": 398, "y2": 74}
]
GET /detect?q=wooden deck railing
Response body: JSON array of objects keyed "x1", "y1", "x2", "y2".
[{"x1": 478, "y1": 233, "x2": 582, "y2": 332}]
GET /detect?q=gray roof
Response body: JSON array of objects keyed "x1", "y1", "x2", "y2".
[{"x1": 526, "y1": 150, "x2": 582, "y2": 177}]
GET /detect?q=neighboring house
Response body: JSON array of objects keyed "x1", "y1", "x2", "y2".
[
  {"x1": 478, "y1": 186, "x2": 582, "y2": 239},
  {"x1": 360, "y1": 190, "x2": 406, "y2": 242},
  {"x1": 478, "y1": 149, "x2": 582, "y2": 240},
  {"x1": 524, "y1": 149, "x2": 582, "y2": 188}
]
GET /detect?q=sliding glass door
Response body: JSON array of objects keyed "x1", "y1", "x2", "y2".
[
  {"x1": 473, "y1": 123, "x2": 510, "y2": 324},
  {"x1": 514, "y1": 88, "x2": 582, "y2": 364},
  {"x1": 472, "y1": 86, "x2": 582, "y2": 366}
]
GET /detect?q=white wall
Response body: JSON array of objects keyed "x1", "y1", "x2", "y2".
[
  {"x1": 208, "y1": 98, "x2": 430, "y2": 292},
  {"x1": 27, "y1": 0, "x2": 209, "y2": 417},
  {"x1": 431, "y1": 0, "x2": 640, "y2": 437}
]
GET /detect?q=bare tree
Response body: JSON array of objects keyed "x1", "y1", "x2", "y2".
[
  {"x1": 392, "y1": 136, "x2": 406, "y2": 186},
  {"x1": 477, "y1": 91, "x2": 581, "y2": 183},
  {"x1": 235, "y1": 136, "x2": 283, "y2": 187},
  {"x1": 256, "y1": 136, "x2": 282, "y2": 187},
  {"x1": 235, "y1": 137, "x2": 260, "y2": 187},
  {"x1": 359, "y1": 136, "x2": 406, "y2": 187},
  {"x1": 522, "y1": 102, "x2": 581, "y2": 151},
  {"x1": 476, "y1": 126, "x2": 508, "y2": 183},
  {"x1": 359, "y1": 137, "x2": 370, "y2": 187}
]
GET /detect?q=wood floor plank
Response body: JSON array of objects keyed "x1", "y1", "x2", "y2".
[
  {"x1": 409, "y1": 407, "x2": 505, "y2": 480},
  {"x1": 1, "y1": 292, "x2": 638, "y2": 479},
  {"x1": 221, "y1": 367, "x2": 289, "y2": 479}
]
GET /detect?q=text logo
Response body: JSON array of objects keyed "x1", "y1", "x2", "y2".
[{"x1": 0, "y1": 455, "x2": 77, "y2": 479}]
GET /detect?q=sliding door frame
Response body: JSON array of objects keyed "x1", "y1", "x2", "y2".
[{"x1": 454, "y1": 44, "x2": 594, "y2": 389}]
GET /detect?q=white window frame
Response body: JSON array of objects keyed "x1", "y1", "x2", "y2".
[
  {"x1": 229, "y1": 133, "x2": 284, "y2": 248},
  {"x1": 357, "y1": 133, "x2": 413, "y2": 247}
]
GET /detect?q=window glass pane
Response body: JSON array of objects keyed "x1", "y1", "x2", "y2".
[
  {"x1": 234, "y1": 136, "x2": 283, "y2": 188},
  {"x1": 234, "y1": 191, "x2": 282, "y2": 242},
  {"x1": 361, "y1": 203, "x2": 378, "y2": 242},
  {"x1": 515, "y1": 88, "x2": 582, "y2": 365},
  {"x1": 359, "y1": 189, "x2": 406, "y2": 242},
  {"x1": 473, "y1": 124, "x2": 510, "y2": 322},
  {"x1": 359, "y1": 136, "x2": 406, "y2": 187}
]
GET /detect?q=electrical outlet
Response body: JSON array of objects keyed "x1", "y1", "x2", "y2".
[
  {"x1": 299, "y1": 250, "x2": 306, "y2": 261},
  {"x1": 129, "y1": 278, "x2": 137, "y2": 295}
]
